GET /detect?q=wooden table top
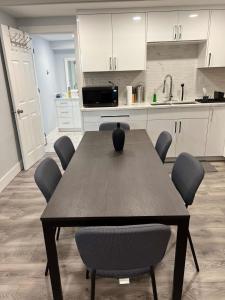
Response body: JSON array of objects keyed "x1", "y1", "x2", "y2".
[{"x1": 41, "y1": 130, "x2": 189, "y2": 225}]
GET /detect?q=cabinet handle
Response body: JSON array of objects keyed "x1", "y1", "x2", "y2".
[
  {"x1": 208, "y1": 52, "x2": 211, "y2": 67},
  {"x1": 101, "y1": 115, "x2": 130, "y2": 118},
  {"x1": 211, "y1": 109, "x2": 214, "y2": 122},
  {"x1": 179, "y1": 121, "x2": 181, "y2": 133},
  {"x1": 109, "y1": 57, "x2": 112, "y2": 71},
  {"x1": 175, "y1": 121, "x2": 177, "y2": 133},
  {"x1": 179, "y1": 25, "x2": 182, "y2": 40},
  {"x1": 173, "y1": 25, "x2": 177, "y2": 40},
  {"x1": 114, "y1": 57, "x2": 117, "y2": 70}
]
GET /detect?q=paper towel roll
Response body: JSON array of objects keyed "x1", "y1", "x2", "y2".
[{"x1": 126, "y1": 86, "x2": 133, "y2": 105}]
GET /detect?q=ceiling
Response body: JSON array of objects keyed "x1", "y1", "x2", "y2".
[
  {"x1": 1, "y1": 0, "x2": 225, "y2": 18},
  {"x1": 37, "y1": 33, "x2": 74, "y2": 41}
]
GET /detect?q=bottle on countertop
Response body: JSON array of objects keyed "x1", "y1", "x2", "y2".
[
  {"x1": 132, "y1": 87, "x2": 136, "y2": 103},
  {"x1": 67, "y1": 86, "x2": 72, "y2": 98},
  {"x1": 152, "y1": 89, "x2": 157, "y2": 103}
]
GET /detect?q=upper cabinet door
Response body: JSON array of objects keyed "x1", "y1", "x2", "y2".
[
  {"x1": 207, "y1": 10, "x2": 225, "y2": 68},
  {"x1": 147, "y1": 11, "x2": 178, "y2": 42},
  {"x1": 178, "y1": 10, "x2": 209, "y2": 41},
  {"x1": 112, "y1": 13, "x2": 146, "y2": 71},
  {"x1": 78, "y1": 14, "x2": 113, "y2": 72}
]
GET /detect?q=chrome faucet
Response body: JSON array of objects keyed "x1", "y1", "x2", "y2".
[{"x1": 163, "y1": 74, "x2": 173, "y2": 102}]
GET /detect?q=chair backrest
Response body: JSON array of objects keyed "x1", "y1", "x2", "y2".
[
  {"x1": 75, "y1": 224, "x2": 170, "y2": 272},
  {"x1": 99, "y1": 122, "x2": 130, "y2": 131},
  {"x1": 171, "y1": 152, "x2": 205, "y2": 206},
  {"x1": 54, "y1": 136, "x2": 75, "y2": 170},
  {"x1": 34, "y1": 157, "x2": 62, "y2": 202},
  {"x1": 155, "y1": 131, "x2": 172, "y2": 163}
]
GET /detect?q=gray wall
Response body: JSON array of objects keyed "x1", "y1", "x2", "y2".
[
  {"x1": 54, "y1": 49, "x2": 75, "y2": 94},
  {"x1": 0, "y1": 11, "x2": 21, "y2": 179},
  {"x1": 32, "y1": 36, "x2": 57, "y2": 135}
]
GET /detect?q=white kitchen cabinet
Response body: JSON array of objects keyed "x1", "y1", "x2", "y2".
[
  {"x1": 78, "y1": 13, "x2": 146, "y2": 72},
  {"x1": 147, "y1": 10, "x2": 209, "y2": 43},
  {"x1": 55, "y1": 98, "x2": 82, "y2": 131},
  {"x1": 112, "y1": 13, "x2": 146, "y2": 71},
  {"x1": 178, "y1": 10, "x2": 209, "y2": 41},
  {"x1": 147, "y1": 11, "x2": 177, "y2": 42},
  {"x1": 147, "y1": 109, "x2": 208, "y2": 157},
  {"x1": 206, "y1": 107, "x2": 225, "y2": 156},
  {"x1": 176, "y1": 118, "x2": 208, "y2": 156},
  {"x1": 78, "y1": 14, "x2": 112, "y2": 72},
  {"x1": 82, "y1": 109, "x2": 148, "y2": 131},
  {"x1": 206, "y1": 10, "x2": 225, "y2": 68},
  {"x1": 147, "y1": 119, "x2": 176, "y2": 157}
]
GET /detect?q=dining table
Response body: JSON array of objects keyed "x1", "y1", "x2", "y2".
[{"x1": 41, "y1": 129, "x2": 190, "y2": 300}]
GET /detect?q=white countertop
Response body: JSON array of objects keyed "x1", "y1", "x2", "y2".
[
  {"x1": 80, "y1": 103, "x2": 150, "y2": 111},
  {"x1": 55, "y1": 97, "x2": 79, "y2": 101},
  {"x1": 81, "y1": 101, "x2": 225, "y2": 111}
]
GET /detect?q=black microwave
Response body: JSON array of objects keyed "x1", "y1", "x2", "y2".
[{"x1": 82, "y1": 86, "x2": 118, "y2": 107}]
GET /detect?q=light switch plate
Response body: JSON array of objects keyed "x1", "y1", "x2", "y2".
[{"x1": 119, "y1": 278, "x2": 130, "y2": 285}]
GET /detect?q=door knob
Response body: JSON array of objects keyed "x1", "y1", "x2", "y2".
[{"x1": 17, "y1": 109, "x2": 23, "y2": 114}]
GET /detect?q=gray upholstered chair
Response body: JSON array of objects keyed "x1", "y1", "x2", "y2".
[
  {"x1": 172, "y1": 152, "x2": 205, "y2": 272},
  {"x1": 34, "y1": 157, "x2": 62, "y2": 276},
  {"x1": 155, "y1": 131, "x2": 172, "y2": 163},
  {"x1": 54, "y1": 136, "x2": 75, "y2": 170},
  {"x1": 99, "y1": 122, "x2": 130, "y2": 131},
  {"x1": 75, "y1": 224, "x2": 171, "y2": 300}
]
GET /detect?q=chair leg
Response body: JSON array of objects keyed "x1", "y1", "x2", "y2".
[
  {"x1": 56, "y1": 227, "x2": 61, "y2": 241},
  {"x1": 45, "y1": 262, "x2": 49, "y2": 276},
  {"x1": 90, "y1": 270, "x2": 96, "y2": 300},
  {"x1": 150, "y1": 267, "x2": 158, "y2": 300},
  {"x1": 86, "y1": 269, "x2": 90, "y2": 279},
  {"x1": 188, "y1": 230, "x2": 200, "y2": 272}
]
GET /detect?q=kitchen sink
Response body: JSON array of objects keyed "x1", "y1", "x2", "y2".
[
  {"x1": 172, "y1": 101, "x2": 197, "y2": 105},
  {"x1": 152, "y1": 101, "x2": 197, "y2": 106}
]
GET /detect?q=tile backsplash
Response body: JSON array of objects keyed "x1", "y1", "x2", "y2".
[{"x1": 83, "y1": 43, "x2": 225, "y2": 104}]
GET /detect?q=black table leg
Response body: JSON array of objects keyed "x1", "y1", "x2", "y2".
[
  {"x1": 42, "y1": 222, "x2": 63, "y2": 300},
  {"x1": 172, "y1": 218, "x2": 189, "y2": 300}
]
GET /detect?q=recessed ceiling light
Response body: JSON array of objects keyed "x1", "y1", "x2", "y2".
[
  {"x1": 133, "y1": 16, "x2": 141, "y2": 21},
  {"x1": 72, "y1": 34, "x2": 74, "y2": 38},
  {"x1": 189, "y1": 14, "x2": 198, "y2": 18}
]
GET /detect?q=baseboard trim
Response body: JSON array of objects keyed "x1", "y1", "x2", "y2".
[{"x1": 0, "y1": 161, "x2": 22, "y2": 193}]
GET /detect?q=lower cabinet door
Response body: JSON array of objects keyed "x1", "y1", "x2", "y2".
[
  {"x1": 206, "y1": 107, "x2": 225, "y2": 156},
  {"x1": 147, "y1": 119, "x2": 176, "y2": 157},
  {"x1": 176, "y1": 118, "x2": 208, "y2": 157}
]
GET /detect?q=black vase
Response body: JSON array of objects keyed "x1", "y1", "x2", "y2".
[{"x1": 112, "y1": 123, "x2": 125, "y2": 152}]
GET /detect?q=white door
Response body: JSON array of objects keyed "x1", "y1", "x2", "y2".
[
  {"x1": 176, "y1": 118, "x2": 208, "y2": 157},
  {"x1": 147, "y1": 119, "x2": 176, "y2": 157},
  {"x1": 207, "y1": 10, "x2": 225, "y2": 67},
  {"x1": 0, "y1": 25, "x2": 44, "y2": 170},
  {"x1": 178, "y1": 10, "x2": 209, "y2": 41},
  {"x1": 112, "y1": 13, "x2": 146, "y2": 71},
  {"x1": 147, "y1": 11, "x2": 178, "y2": 42},
  {"x1": 78, "y1": 14, "x2": 113, "y2": 72},
  {"x1": 206, "y1": 108, "x2": 225, "y2": 156}
]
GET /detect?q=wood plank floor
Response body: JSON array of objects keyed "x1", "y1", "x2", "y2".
[{"x1": 0, "y1": 156, "x2": 225, "y2": 299}]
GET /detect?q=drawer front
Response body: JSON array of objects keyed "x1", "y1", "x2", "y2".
[
  {"x1": 58, "y1": 118, "x2": 74, "y2": 128},
  {"x1": 57, "y1": 107, "x2": 73, "y2": 118},
  {"x1": 55, "y1": 100, "x2": 73, "y2": 107},
  {"x1": 83, "y1": 122, "x2": 99, "y2": 131},
  {"x1": 148, "y1": 107, "x2": 210, "y2": 120},
  {"x1": 129, "y1": 109, "x2": 147, "y2": 121},
  {"x1": 83, "y1": 109, "x2": 148, "y2": 123},
  {"x1": 129, "y1": 120, "x2": 147, "y2": 130}
]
